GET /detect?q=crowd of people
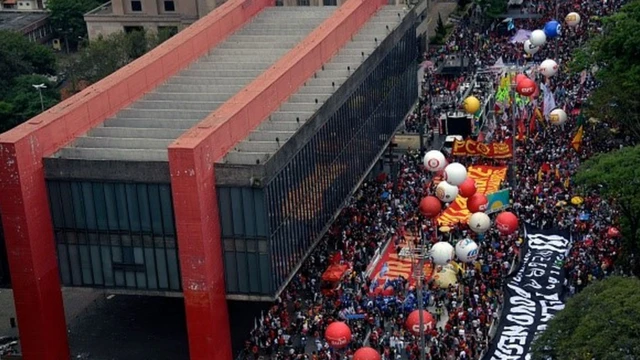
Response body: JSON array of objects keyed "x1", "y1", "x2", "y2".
[{"x1": 237, "y1": 0, "x2": 631, "y2": 359}]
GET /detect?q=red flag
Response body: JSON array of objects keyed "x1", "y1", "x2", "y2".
[
  {"x1": 517, "y1": 109, "x2": 527, "y2": 140},
  {"x1": 529, "y1": 108, "x2": 538, "y2": 134}
]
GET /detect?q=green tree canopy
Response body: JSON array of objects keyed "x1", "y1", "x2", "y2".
[
  {"x1": 0, "y1": 30, "x2": 56, "y2": 97},
  {"x1": 0, "y1": 75, "x2": 60, "y2": 133},
  {"x1": 68, "y1": 29, "x2": 175, "y2": 87},
  {"x1": 47, "y1": 0, "x2": 100, "y2": 51},
  {"x1": 0, "y1": 31, "x2": 58, "y2": 133},
  {"x1": 574, "y1": 145, "x2": 640, "y2": 274},
  {"x1": 571, "y1": 0, "x2": 640, "y2": 141},
  {"x1": 531, "y1": 276, "x2": 640, "y2": 360}
]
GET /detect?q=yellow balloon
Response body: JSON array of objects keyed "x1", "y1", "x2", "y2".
[{"x1": 463, "y1": 96, "x2": 480, "y2": 114}]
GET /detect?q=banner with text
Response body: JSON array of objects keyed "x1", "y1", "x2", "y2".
[
  {"x1": 438, "y1": 166, "x2": 507, "y2": 225},
  {"x1": 452, "y1": 139, "x2": 513, "y2": 158},
  {"x1": 483, "y1": 226, "x2": 572, "y2": 360}
]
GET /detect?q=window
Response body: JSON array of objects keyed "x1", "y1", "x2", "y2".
[
  {"x1": 296, "y1": 0, "x2": 310, "y2": 5},
  {"x1": 323, "y1": 0, "x2": 337, "y2": 5},
  {"x1": 124, "y1": 26, "x2": 144, "y2": 34},
  {"x1": 131, "y1": 0, "x2": 142, "y2": 11},
  {"x1": 163, "y1": 0, "x2": 175, "y2": 11}
]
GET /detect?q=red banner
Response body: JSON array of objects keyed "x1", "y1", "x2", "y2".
[
  {"x1": 452, "y1": 139, "x2": 513, "y2": 158},
  {"x1": 438, "y1": 165, "x2": 508, "y2": 226}
]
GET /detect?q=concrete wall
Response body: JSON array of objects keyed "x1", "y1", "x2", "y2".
[{"x1": 0, "y1": 0, "x2": 272, "y2": 359}]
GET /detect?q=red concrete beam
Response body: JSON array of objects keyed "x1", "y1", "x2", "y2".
[
  {"x1": 0, "y1": 1, "x2": 273, "y2": 359},
  {"x1": 168, "y1": 0, "x2": 385, "y2": 358}
]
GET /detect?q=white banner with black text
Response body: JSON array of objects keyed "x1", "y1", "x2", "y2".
[{"x1": 482, "y1": 226, "x2": 572, "y2": 360}]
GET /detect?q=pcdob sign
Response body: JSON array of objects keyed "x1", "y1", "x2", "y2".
[{"x1": 483, "y1": 226, "x2": 572, "y2": 360}]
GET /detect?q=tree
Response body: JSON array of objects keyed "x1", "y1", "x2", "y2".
[
  {"x1": 67, "y1": 29, "x2": 174, "y2": 90},
  {"x1": 0, "y1": 30, "x2": 56, "y2": 98},
  {"x1": 436, "y1": 13, "x2": 447, "y2": 38},
  {"x1": 531, "y1": 276, "x2": 640, "y2": 360},
  {"x1": 0, "y1": 31, "x2": 58, "y2": 132},
  {"x1": 574, "y1": 145, "x2": 640, "y2": 274},
  {"x1": 47, "y1": 0, "x2": 100, "y2": 52},
  {"x1": 571, "y1": 0, "x2": 640, "y2": 141},
  {"x1": 0, "y1": 75, "x2": 60, "y2": 133}
]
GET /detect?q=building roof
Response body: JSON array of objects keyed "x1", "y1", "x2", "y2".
[
  {"x1": 0, "y1": 11, "x2": 49, "y2": 32},
  {"x1": 51, "y1": 7, "x2": 338, "y2": 163}
]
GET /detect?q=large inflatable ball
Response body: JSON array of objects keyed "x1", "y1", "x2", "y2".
[
  {"x1": 325, "y1": 322, "x2": 352, "y2": 349},
  {"x1": 430, "y1": 241, "x2": 455, "y2": 265},
  {"x1": 423, "y1": 150, "x2": 447, "y2": 172},
  {"x1": 539, "y1": 59, "x2": 559, "y2": 77},
  {"x1": 443, "y1": 162, "x2": 468, "y2": 186},
  {"x1": 436, "y1": 181, "x2": 459, "y2": 203},
  {"x1": 419, "y1": 196, "x2": 442, "y2": 218},
  {"x1": 467, "y1": 193, "x2": 489, "y2": 213},
  {"x1": 544, "y1": 20, "x2": 562, "y2": 38},
  {"x1": 565, "y1": 12, "x2": 581, "y2": 27},
  {"x1": 530, "y1": 29, "x2": 547, "y2": 46},
  {"x1": 458, "y1": 178, "x2": 477, "y2": 198},
  {"x1": 523, "y1": 39, "x2": 540, "y2": 55},
  {"x1": 455, "y1": 239, "x2": 479, "y2": 263},
  {"x1": 549, "y1": 108, "x2": 568, "y2": 126},
  {"x1": 468, "y1": 212, "x2": 491, "y2": 234},
  {"x1": 495, "y1": 211, "x2": 519, "y2": 235},
  {"x1": 516, "y1": 77, "x2": 537, "y2": 97},
  {"x1": 463, "y1": 96, "x2": 481, "y2": 114}
]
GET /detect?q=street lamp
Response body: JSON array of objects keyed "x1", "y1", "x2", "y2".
[
  {"x1": 32, "y1": 83, "x2": 47, "y2": 112},
  {"x1": 400, "y1": 226, "x2": 434, "y2": 360}
]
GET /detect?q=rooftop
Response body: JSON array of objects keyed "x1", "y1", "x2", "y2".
[
  {"x1": 51, "y1": 7, "x2": 337, "y2": 163},
  {"x1": 219, "y1": 7, "x2": 409, "y2": 166},
  {"x1": 0, "y1": 11, "x2": 49, "y2": 32}
]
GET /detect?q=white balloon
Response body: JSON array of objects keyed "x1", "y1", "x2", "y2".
[
  {"x1": 549, "y1": 108, "x2": 568, "y2": 126},
  {"x1": 455, "y1": 239, "x2": 479, "y2": 263},
  {"x1": 436, "y1": 181, "x2": 459, "y2": 203},
  {"x1": 423, "y1": 150, "x2": 447, "y2": 172},
  {"x1": 431, "y1": 242, "x2": 455, "y2": 266},
  {"x1": 565, "y1": 12, "x2": 581, "y2": 27},
  {"x1": 539, "y1": 59, "x2": 559, "y2": 77},
  {"x1": 530, "y1": 30, "x2": 547, "y2": 46},
  {"x1": 523, "y1": 40, "x2": 540, "y2": 55},
  {"x1": 443, "y1": 162, "x2": 468, "y2": 186},
  {"x1": 468, "y1": 212, "x2": 491, "y2": 234}
]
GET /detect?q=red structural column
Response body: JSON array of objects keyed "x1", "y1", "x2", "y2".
[
  {"x1": 168, "y1": 147, "x2": 232, "y2": 360},
  {"x1": 0, "y1": 141, "x2": 69, "y2": 360}
]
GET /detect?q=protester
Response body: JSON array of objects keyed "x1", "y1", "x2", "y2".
[{"x1": 239, "y1": 1, "x2": 630, "y2": 359}]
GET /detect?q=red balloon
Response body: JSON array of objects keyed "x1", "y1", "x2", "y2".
[
  {"x1": 354, "y1": 347, "x2": 381, "y2": 360},
  {"x1": 325, "y1": 321, "x2": 352, "y2": 349},
  {"x1": 458, "y1": 178, "x2": 477, "y2": 198},
  {"x1": 405, "y1": 310, "x2": 436, "y2": 336},
  {"x1": 419, "y1": 196, "x2": 442, "y2": 218},
  {"x1": 467, "y1": 193, "x2": 489, "y2": 213},
  {"x1": 496, "y1": 211, "x2": 519, "y2": 235},
  {"x1": 530, "y1": 85, "x2": 540, "y2": 99},
  {"x1": 515, "y1": 73, "x2": 528, "y2": 85},
  {"x1": 516, "y1": 78, "x2": 537, "y2": 97}
]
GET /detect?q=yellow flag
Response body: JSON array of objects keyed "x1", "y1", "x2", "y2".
[{"x1": 571, "y1": 125, "x2": 584, "y2": 151}]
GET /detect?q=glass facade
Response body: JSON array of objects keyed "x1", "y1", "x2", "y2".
[
  {"x1": 217, "y1": 187, "x2": 273, "y2": 295},
  {"x1": 264, "y1": 26, "x2": 418, "y2": 291},
  {"x1": 47, "y1": 180, "x2": 181, "y2": 291}
]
